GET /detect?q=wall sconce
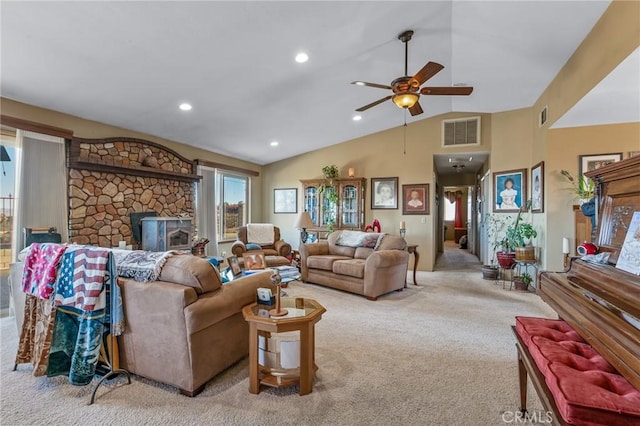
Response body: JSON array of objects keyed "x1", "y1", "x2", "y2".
[
  {"x1": 348, "y1": 167, "x2": 355, "y2": 177},
  {"x1": 294, "y1": 211, "x2": 315, "y2": 244},
  {"x1": 400, "y1": 221, "x2": 406, "y2": 239}
]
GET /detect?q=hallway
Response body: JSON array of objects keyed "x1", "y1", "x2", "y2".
[{"x1": 434, "y1": 240, "x2": 482, "y2": 271}]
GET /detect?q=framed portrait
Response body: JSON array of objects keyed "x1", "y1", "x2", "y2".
[
  {"x1": 273, "y1": 188, "x2": 297, "y2": 214},
  {"x1": 242, "y1": 251, "x2": 266, "y2": 270},
  {"x1": 493, "y1": 168, "x2": 527, "y2": 213},
  {"x1": 530, "y1": 162, "x2": 544, "y2": 213},
  {"x1": 628, "y1": 151, "x2": 640, "y2": 158},
  {"x1": 227, "y1": 256, "x2": 242, "y2": 276},
  {"x1": 402, "y1": 183, "x2": 429, "y2": 215},
  {"x1": 371, "y1": 177, "x2": 398, "y2": 209},
  {"x1": 579, "y1": 153, "x2": 622, "y2": 176}
]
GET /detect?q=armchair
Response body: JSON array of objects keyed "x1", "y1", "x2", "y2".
[{"x1": 231, "y1": 224, "x2": 292, "y2": 258}]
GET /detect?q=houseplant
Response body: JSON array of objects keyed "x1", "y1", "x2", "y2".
[
  {"x1": 513, "y1": 271, "x2": 532, "y2": 291},
  {"x1": 482, "y1": 213, "x2": 513, "y2": 278},
  {"x1": 319, "y1": 165, "x2": 339, "y2": 232},
  {"x1": 560, "y1": 169, "x2": 597, "y2": 230}
]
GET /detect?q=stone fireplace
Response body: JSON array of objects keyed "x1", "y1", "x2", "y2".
[{"x1": 67, "y1": 137, "x2": 199, "y2": 248}]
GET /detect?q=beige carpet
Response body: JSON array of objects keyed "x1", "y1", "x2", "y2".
[{"x1": 0, "y1": 270, "x2": 555, "y2": 425}]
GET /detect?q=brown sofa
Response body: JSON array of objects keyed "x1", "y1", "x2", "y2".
[
  {"x1": 231, "y1": 224, "x2": 291, "y2": 258},
  {"x1": 117, "y1": 254, "x2": 274, "y2": 396},
  {"x1": 299, "y1": 231, "x2": 409, "y2": 300}
]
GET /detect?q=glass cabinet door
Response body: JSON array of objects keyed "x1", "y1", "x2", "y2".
[
  {"x1": 341, "y1": 184, "x2": 358, "y2": 228},
  {"x1": 304, "y1": 186, "x2": 319, "y2": 225},
  {"x1": 321, "y1": 186, "x2": 337, "y2": 227}
]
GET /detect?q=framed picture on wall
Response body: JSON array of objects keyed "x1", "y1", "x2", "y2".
[
  {"x1": 273, "y1": 188, "x2": 297, "y2": 213},
  {"x1": 402, "y1": 184, "x2": 429, "y2": 215},
  {"x1": 371, "y1": 177, "x2": 398, "y2": 209},
  {"x1": 579, "y1": 153, "x2": 623, "y2": 176},
  {"x1": 530, "y1": 162, "x2": 544, "y2": 213},
  {"x1": 493, "y1": 168, "x2": 527, "y2": 213}
]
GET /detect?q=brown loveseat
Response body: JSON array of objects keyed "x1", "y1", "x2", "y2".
[
  {"x1": 300, "y1": 231, "x2": 409, "y2": 300},
  {"x1": 117, "y1": 255, "x2": 274, "y2": 396}
]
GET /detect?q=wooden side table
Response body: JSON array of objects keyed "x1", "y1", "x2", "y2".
[
  {"x1": 242, "y1": 298, "x2": 326, "y2": 396},
  {"x1": 407, "y1": 245, "x2": 419, "y2": 286}
]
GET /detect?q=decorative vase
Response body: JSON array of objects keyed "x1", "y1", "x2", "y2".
[
  {"x1": 515, "y1": 246, "x2": 536, "y2": 261},
  {"x1": 482, "y1": 265, "x2": 499, "y2": 280},
  {"x1": 496, "y1": 252, "x2": 516, "y2": 269}
]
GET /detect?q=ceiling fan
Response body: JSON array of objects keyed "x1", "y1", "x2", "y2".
[{"x1": 352, "y1": 30, "x2": 473, "y2": 116}]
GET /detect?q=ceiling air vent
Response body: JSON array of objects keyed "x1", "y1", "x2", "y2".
[{"x1": 442, "y1": 117, "x2": 480, "y2": 147}]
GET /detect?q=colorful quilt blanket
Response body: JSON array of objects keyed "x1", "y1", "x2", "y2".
[
  {"x1": 22, "y1": 243, "x2": 67, "y2": 299},
  {"x1": 112, "y1": 249, "x2": 174, "y2": 282},
  {"x1": 54, "y1": 247, "x2": 109, "y2": 311},
  {"x1": 47, "y1": 306, "x2": 105, "y2": 386},
  {"x1": 335, "y1": 231, "x2": 384, "y2": 249}
]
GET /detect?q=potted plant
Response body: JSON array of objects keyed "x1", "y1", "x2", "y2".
[
  {"x1": 482, "y1": 213, "x2": 514, "y2": 277},
  {"x1": 560, "y1": 169, "x2": 597, "y2": 231},
  {"x1": 502, "y1": 201, "x2": 538, "y2": 262},
  {"x1": 513, "y1": 271, "x2": 532, "y2": 291},
  {"x1": 319, "y1": 165, "x2": 339, "y2": 233}
]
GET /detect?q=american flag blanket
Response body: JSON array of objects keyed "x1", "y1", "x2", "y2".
[
  {"x1": 54, "y1": 247, "x2": 109, "y2": 311},
  {"x1": 22, "y1": 243, "x2": 67, "y2": 299}
]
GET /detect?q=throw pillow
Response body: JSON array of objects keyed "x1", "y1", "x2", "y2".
[{"x1": 246, "y1": 243, "x2": 262, "y2": 251}]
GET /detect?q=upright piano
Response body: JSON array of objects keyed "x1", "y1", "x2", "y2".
[{"x1": 516, "y1": 155, "x2": 640, "y2": 425}]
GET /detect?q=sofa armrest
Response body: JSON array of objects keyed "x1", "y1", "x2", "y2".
[
  {"x1": 274, "y1": 240, "x2": 292, "y2": 257},
  {"x1": 363, "y1": 250, "x2": 410, "y2": 298},
  {"x1": 365, "y1": 249, "x2": 409, "y2": 269},
  {"x1": 231, "y1": 241, "x2": 246, "y2": 257},
  {"x1": 185, "y1": 271, "x2": 275, "y2": 334},
  {"x1": 299, "y1": 242, "x2": 329, "y2": 281}
]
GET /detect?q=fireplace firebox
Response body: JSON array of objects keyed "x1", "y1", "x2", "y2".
[{"x1": 141, "y1": 217, "x2": 192, "y2": 252}]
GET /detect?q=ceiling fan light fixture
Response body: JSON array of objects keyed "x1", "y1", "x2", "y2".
[{"x1": 392, "y1": 92, "x2": 419, "y2": 109}]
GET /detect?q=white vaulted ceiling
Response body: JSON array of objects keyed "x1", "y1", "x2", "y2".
[{"x1": 1, "y1": 1, "x2": 616, "y2": 165}]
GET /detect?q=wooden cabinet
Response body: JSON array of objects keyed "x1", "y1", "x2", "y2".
[
  {"x1": 301, "y1": 178, "x2": 366, "y2": 231},
  {"x1": 573, "y1": 205, "x2": 592, "y2": 254}
]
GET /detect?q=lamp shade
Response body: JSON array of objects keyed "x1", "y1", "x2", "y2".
[
  {"x1": 392, "y1": 92, "x2": 419, "y2": 109},
  {"x1": 294, "y1": 211, "x2": 314, "y2": 229}
]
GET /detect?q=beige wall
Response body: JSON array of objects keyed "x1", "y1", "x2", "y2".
[
  {"x1": 546, "y1": 123, "x2": 640, "y2": 270},
  {"x1": 264, "y1": 112, "x2": 493, "y2": 271}
]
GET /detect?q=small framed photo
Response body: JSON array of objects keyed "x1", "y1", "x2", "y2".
[
  {"x1": 402, "y1": 184, "x2": 429, "y2": 215},
  {"x1": 629, "y1": 151, "x2": 640, "y2": 158},
  {"x1": 243, "y1": 251, "x2": 266, "y2": 270},
  {"x1": 273, "y1": 188, "x2": 297, "y2": 214},
  {"x1": 493, "y1": 168, "x2": 527, "y2": 213},
  {"x1": 227, "y1": 255, "x2": 242, "y2": 276},
  {"x1": 530, "y1": 162, "x2": 544, "y2": 213},
  {"x1": 371, "y1": 177, "x2": 398, "y2": 209}
]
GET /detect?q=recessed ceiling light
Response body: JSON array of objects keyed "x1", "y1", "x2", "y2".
[
  {"x1": 352, "y1": 115, "x2": 362, "y2": 121},
  {"x1": 179, "y1": 103, "x2": 192, "y2": 111},
  {"x1": 270, "y1": 141, "x2": 279, "y2": 147},
  {"x1": 354, "y1": 81, "x2": 365, "y2": 86},
  {"x1": 295, "y1": 52, "x2": 309, "y2": 63}
]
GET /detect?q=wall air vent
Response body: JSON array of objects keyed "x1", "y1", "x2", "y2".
[{"x1": 442, "y1": 117, "x2": 480, "y2": 147}]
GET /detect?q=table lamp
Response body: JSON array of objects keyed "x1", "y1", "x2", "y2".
[{"x1": 294, "y1": 211, "x2": 314, "y2": 244}]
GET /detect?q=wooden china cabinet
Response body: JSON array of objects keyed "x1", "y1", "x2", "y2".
[{"x1": 300, "y1": 178, "x2": 366, "y2": 233}]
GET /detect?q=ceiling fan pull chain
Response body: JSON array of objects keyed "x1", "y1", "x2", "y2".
[{"x1": 403, "y1": 110, "x2": 408, "y2": 155}]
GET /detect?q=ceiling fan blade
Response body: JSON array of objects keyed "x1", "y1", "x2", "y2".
[
  {"x1": 355, "y1": 95, "x2": 392, "y2": 112},
  {"x1": 351, "y1": 81, "x2": 393, "y2": 90},
  {"x1": 421, "y1": 86, "x2": 474, "y2": 96},
  {"x1": 411, "y1": 62, "x2": 444, "y2": 86},
  {"x1": 409, "y1": 101, "x2": 423, "y2": 116}
]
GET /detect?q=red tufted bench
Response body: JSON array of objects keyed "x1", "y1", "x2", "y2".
[{"x1": 514, "y1": 316, "x2": 640, "y2": 426}]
